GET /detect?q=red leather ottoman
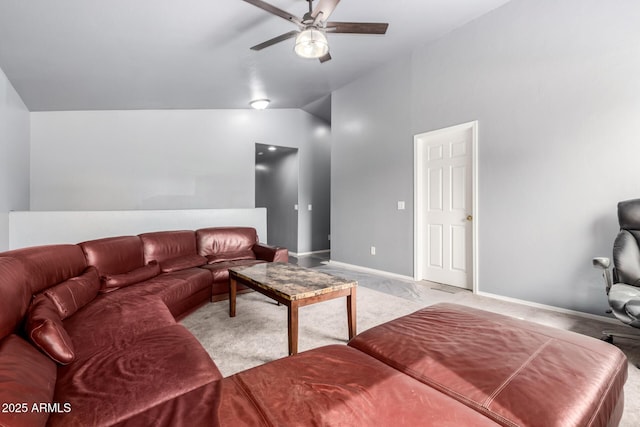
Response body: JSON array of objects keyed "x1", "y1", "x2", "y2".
[
  {"x1": 348, "y1": 303, "x2": 628, "y2": 427},
  {"x1": 214, "y1": 344, "x2": 502, "y2": 426}
]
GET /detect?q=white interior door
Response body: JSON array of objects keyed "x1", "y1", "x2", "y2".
[{"x1": 414, "y1": 122, "x2": 476, "y2": 290}]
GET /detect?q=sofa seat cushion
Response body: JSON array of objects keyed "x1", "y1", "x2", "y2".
[
  {"x1": 118, "y1": 268, "x2": 211, "y2": 302},
  {"x1": 348, "y1": 303, "x2": 628, "y2": 427},
  {"x1": 202, "y1": 259, "x2": 265, "y2": 283},
  {"x1": 202, "y1": 259, "x2": 266, "y2": 296},
  {"x1": 63, "y1": 295, "x2": 176, "y2": 361},
  {"x1": 0, "y1": 334, "x2": 57, "y2": 427},
  {"x1": 104, "y1": 275, "x2": 186, "y2": 300},
  {"x1": 252, "y1": 243, "x2": 289, "y2": 263},
  {"x1": 156, "y1": 268, "x2": 211, "y2": 303},
  {"x1": 49, "y1": 324, "x2": 222, "y2": 427},
  {"x1": 160, "y1": 254, "x2": 207, "y2": 273},
  {"x1": 159, "y1": 267, "x2": 212, "y2": 284},
  {"x1": 103, "y1": 269, "x2": 211, "y2": 316},
  {"x1": 43, "y1": 266, "x2": 100, "y2": 319},
  {"x1": 216, "y1": 344, "x2": 501, "y2": 427}
]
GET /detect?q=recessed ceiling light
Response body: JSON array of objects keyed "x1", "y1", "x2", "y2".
[
  {"x1": 250, "y1": 99, "x2": 270, "y2": 110},
  {"x1": 268, "y1": 146, "x2": 277, "y2": 151}
]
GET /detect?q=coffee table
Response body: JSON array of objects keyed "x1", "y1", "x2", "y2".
[{"x1": 228, "y1": 262, "x2": 357, "y2": 356}]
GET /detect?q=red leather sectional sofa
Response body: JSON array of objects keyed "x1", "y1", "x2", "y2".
[
  {"x1": 0, "y1": 226, "x2": 628, "y2": 426},
  {"x1": 0, "y1": 227, "x2": 286, "y2": 426}
]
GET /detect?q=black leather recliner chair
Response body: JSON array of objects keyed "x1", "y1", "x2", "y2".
[{"x1": 593, "y1": 198, "x2": 640, "y2": 342}]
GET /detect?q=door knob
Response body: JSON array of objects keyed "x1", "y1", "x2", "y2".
[{"x1": 466, "y1": 215, "x2": 473, "y2": 221}]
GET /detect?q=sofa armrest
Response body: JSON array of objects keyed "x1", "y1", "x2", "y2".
[{"x1": 253, "y1": 244, "x2": 288, "y2": 263}]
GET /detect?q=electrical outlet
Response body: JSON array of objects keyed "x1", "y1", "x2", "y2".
[
  {"x1": 370, "y1": 246, "x2": 376, "y2": 255},
  {"x1": 294, "y1": 204, "x2": 299, "y2": 210},
  {"x1": 308, "y1": 204, "x2": 313, "y2": 211}
]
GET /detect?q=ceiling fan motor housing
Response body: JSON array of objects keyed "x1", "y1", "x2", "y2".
[{"x1": 294, "y1": 28, "x2": 329, "y2": 59}]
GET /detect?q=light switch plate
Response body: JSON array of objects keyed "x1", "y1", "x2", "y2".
[{"x1": 397, "y1": 201, "x2": 406, "y2": 210}]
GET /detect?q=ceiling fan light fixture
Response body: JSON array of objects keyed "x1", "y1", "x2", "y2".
[
  {"x1": 250, "y1": 98, "x2": 270, "y2": 110},
  {"x1": 294, "y1": 28, "x2": 329, "y2": 59}
]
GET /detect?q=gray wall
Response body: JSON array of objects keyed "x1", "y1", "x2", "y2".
[
  {"x1": 331, "y1": 0, "x2": 640, "y2": 315},
  {"x1": 303, "y1": 114, "x2": 331, "y2": 253},
  {"x1": 256, "y1": 146, "x2": 299, "y2": 252},
  {"x1": 30, "y1": 108, "x2": 330, "y2": 253},
  {"x1": 0, "y1": 65, "x2": 30, "y2": 251},
  {"x1": 332, "y1": 57, "x2": 413, "y2": 273}
]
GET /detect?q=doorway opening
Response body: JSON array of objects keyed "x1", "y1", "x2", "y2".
[
  {"x1": 414, "y1": 121, "x2": 478, "y2": 292},
  {"x1": 255, "y1": 143, "x2": 299, "y2": 253}
]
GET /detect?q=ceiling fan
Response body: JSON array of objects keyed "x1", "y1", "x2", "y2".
[{"x1": 242, "y1": 0, "x2": 389, "y2": 63}]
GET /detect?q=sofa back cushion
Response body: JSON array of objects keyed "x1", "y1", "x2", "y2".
[
  {"x1": 43, "y1": 267, "x2": 100, "y2": 319},
  {"x1": 140, "y1": 230, "x2": 206, "y2": 272},
  {"x1": 80, "y1": 236, "x2": 145, "y2": 275},
  {"x1": 196, "y1": 227, "x2": 258, "y2": 262},
  {"x1": 2, "y1": 245, "x2": 87, "y2": 294},
  {"x1": 140, "y1": 230, "x2": 197, "y2": 263},
  {"x1": 25, "y1": 295, "x2": 75, "y2": 365},
  {"x1": 0, "y1": 257, "x2": 31, "y2": 340},
  {"x1": 0, "y1": 334, "x2": 57, "y2": 427}
]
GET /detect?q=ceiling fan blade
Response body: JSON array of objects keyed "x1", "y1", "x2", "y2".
[
  {"x1": 325, "y1": 22, "x2": 389, "y2": 34},
  {"x1": 250, "y1": 30, "x2": 299, "y2": 51},
  {"x1": 242, "y1": 0, "x2": 302, "y2": 26},
  {"x1": 311, "y1": 0, "x2": 340, "y2": 22},
  {"x1": 319, "y1": 52, "x2": 332, "y2": 63}
]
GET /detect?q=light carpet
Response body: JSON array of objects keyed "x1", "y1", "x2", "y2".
[{"x1": 181, "y1": 285, "x2": 424, "y2": 377}]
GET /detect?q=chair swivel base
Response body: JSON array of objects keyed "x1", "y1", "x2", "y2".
[
  {"x1": 601, "y1": 329, "x2": 640, "y2": 343},
  {"x1": 602, "y1": 330, "x2": 640, "y2": 368}
]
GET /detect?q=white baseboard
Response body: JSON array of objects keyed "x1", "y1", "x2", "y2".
[
  {"x1": 290, "y1": 249, "x2": 330, "y2": 257},
  {"x1": 476, "y1": 291, "x2": 620, "y2": 325},
  {"x1": 327, "y1": 260, "x2": 416, "y2": 282},
  {"x1": 326, "y1": 261, "x2": 619, "y2": 325}
]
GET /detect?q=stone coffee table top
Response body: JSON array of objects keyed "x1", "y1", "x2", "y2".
[{"x1": 229, "y1": 262, "x2": 357, "y2": 301}]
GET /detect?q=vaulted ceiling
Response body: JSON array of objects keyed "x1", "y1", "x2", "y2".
[{"x1": 0, "y1": 0, "x2": 511, "y2": 116}]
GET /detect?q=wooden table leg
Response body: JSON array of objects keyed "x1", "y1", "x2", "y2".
[
  {"x1": 288, "y1": 301, "x2": 299, "y2": 356},
  {"x1": 347, "y1": 287, "x2": 357, "y2": 340},
  {"x1": 229, "y1": 276, "x2": 237, "y2": 317}
]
